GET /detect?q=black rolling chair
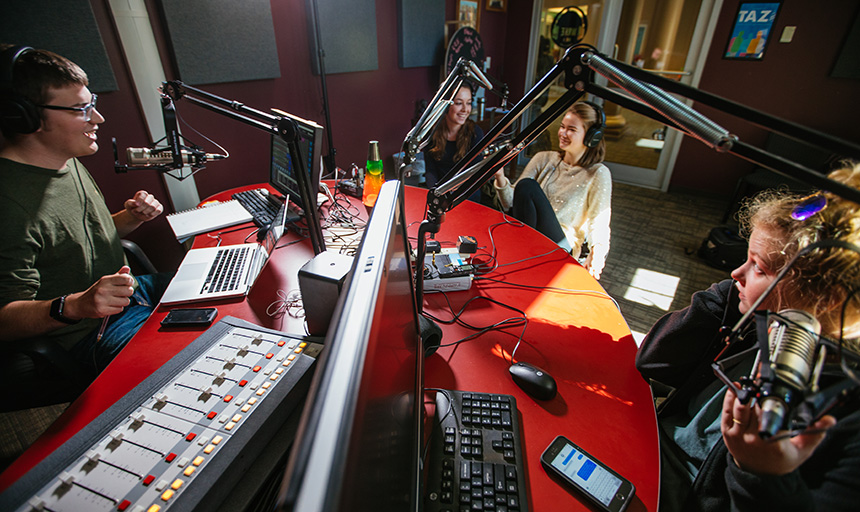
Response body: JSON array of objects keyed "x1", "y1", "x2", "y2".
[{"x1": 0, "y1": 240, "x2": 159, "y2": 413}]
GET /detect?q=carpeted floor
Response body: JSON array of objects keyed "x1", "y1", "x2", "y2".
[{"x1": 599, "y1": 181, "x2": 734, "y2": 343}]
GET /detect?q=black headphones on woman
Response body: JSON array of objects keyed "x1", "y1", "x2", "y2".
[
  {"x1": 581, "y1": 101, "x2": 605, "y2": 148},
  {"x1": 0, "y1": 45, "x2": 41, "y2": 135}
]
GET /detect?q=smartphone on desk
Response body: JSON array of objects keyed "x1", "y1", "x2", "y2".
[
  {"x1": 161, "y1": 307, "x2": 217, "y2": 328},
  {"x1": 541, "y1": 435, "x2": 635, "y2": 512}
]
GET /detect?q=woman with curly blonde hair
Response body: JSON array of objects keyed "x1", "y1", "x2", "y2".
[{"x1": 636, "y1": 161, "x2": 860, "y2": 511}]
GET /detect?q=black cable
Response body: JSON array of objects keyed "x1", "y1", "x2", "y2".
[
  {"x1": 474, "y1": 275, "x2": 621, "y2": 310},
  {"x1": 839, "y1": 287, "x2": 860, "y2": 385},
  {"x1": 421, "y1": 389, "x2": 456, "y2": 467},
  {"x1": 422, "y1": 292, "x2": 529, "y2": 363}
]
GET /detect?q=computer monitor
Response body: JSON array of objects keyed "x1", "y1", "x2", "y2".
[
  {"x1": 269, "y1": 109, "x2": 323, "y2": 210},
  {"x1": 275, "y1": 180, "x2": 423, "y2": 512}
]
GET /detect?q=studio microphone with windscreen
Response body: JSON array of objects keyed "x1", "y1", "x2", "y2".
[
  {"x1": 758, "y1": 309, "x2": 821, "y2": 438},
  {"x1": 126, "y1": 147, "x2": 226, "y2": 166}
]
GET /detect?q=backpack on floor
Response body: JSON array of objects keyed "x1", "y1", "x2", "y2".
[{"x1": 697, "y1": 226, "x2": 747, "y2": 271}]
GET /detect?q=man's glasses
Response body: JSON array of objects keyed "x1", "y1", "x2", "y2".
[{"x1": 36, "y1": 94, "x2": 99, "y2": 122}]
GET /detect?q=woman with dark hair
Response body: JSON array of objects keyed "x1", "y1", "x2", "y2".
[
  {"x1": 422, "y1": 84, "x2": 484, "y2": 201},
  {"x1": 636, "y1": 162, "x2": 860, "y2": 511},
  {"x1": 493, "y1": 101, "x2": 611, "y2": 279}
]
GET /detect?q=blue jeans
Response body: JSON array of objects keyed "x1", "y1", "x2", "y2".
[{"x1": 72, "y1": 272, "x2": 173, "y2": 371}]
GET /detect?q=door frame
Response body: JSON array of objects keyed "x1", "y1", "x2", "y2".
[{"x1": 523, "y1": 0, "x2": 724, "y2": 191}]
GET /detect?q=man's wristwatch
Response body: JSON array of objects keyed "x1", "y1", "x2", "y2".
[{"x1": 50, "y1": 295, "x2": 80, "y2": 324}]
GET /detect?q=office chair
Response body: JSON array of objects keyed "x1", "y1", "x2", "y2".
[{"x1": 0, "y1": 240, "x2": 159, "y2": 413}]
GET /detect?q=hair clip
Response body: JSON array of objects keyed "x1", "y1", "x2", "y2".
[{"x1": 791, "y1": 193, "x2": 827, "y2": 221}]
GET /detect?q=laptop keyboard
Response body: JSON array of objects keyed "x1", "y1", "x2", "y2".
[{"x1": 201, "y1": 246, "x2": 250, "y2": 294}]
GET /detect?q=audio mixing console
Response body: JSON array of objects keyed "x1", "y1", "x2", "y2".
[{"x1": 0, "y1": 317, "x2": 322, "y2": 512}]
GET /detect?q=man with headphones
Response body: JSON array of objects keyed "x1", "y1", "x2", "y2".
[
  {"x1": 492, "y1": 100, "x2": 612, "y2": 280},
  {"x1": 0, "y1": 44, "x2": 168, "y2": 375}
]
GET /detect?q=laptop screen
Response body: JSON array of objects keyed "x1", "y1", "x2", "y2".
[{"x1": 261, "y1": 199, "x2": 288, "y2": 255}]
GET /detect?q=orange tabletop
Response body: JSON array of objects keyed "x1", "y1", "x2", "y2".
[{"x1": 0, "y1": 182, "x2": 659, "y2": 512}]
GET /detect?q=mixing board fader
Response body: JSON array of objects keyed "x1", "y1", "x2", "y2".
[{"x1": 0, "y1": 317, "x2": 321, "y2": 512}]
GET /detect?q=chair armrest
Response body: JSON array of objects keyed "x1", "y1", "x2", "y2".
[
  {"x1": 122, "y1": 239, "x2": 158, "y2": 275},
  {"x1": 13, "y1": 338, "x2": 95, "y2": 387}
]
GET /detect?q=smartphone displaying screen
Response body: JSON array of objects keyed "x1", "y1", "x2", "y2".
[
  {"x1": 160, "y1": 307, "x2": 217, "y2": 328},
  {"x1": 541, "y1": 435, "x2": 635, "y2": 512}
]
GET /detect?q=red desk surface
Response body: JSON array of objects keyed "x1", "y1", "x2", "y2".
[{"x1": 0, "y1": 183, "x2": 659, "y2": 511}]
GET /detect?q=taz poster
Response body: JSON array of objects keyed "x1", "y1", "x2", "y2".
[{"x1": 725, "y1": 2, "x2": 781, "y2": 60}]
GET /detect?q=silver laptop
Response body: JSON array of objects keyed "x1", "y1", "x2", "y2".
[{"x1": 160, "y1": 199, "x2": 288, "y2": 305}]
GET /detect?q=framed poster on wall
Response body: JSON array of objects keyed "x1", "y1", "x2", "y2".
[
  {"x1": 457, "y1": 0, "x2": 480, "y2": 31},
  {"x1": 486, "y1": 0, "x2": 506, "y2": 12},
  {"x1": 724, "y1": 2, "x2": 781, "y2": 60}
]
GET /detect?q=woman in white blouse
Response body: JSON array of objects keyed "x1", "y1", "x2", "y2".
[{"x1": 493, "y1": 101, "x2": 612, "y2": 280}]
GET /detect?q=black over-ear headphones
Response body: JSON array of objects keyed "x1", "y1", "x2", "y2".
[
  {"x1": 0, "y1": 45, "x2": 41, "y2": 135},
  {"x1": 581, "y1": 101, "x2": 605, "y2": 149}
]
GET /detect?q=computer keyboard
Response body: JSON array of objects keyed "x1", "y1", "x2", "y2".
[
  {"x1": 425, "y1": 389, "x2": 529, "y2": 512},
  {"x1": 233, "y1": 188, "x2": 283, "y2": 227}
]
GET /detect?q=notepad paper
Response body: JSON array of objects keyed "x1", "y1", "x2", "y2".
[{"x1": 166, "y1": 200, "x2": 253, "y2": 242}]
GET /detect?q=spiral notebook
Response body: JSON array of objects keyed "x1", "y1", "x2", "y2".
[{"x1": 166, "y1": 200, "x2": 254, "y2": 242}]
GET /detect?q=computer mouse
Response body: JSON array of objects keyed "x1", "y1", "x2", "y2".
[{"x1": 509, "y1": 362, "x2": 557, "y2": 401}]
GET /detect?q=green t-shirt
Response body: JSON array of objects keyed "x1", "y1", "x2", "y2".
[{"x1": 0, "y1": 157, "x2": 126, "y2": 349}]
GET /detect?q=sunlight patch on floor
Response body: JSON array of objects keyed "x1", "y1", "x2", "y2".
[{"x1": 623, "y1": 268, "x2": 680, "y2": 312}]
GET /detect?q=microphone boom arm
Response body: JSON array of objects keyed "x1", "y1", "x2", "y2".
[
  {"x1": 426, "y1": 44, "x2": 860, "y2": 225},
  {"x1": 158, "y1": 80, "x2": 326, "y2": 255},
  {"x1": 411, "y1": 43, "x2": 860, "y2": 312}
]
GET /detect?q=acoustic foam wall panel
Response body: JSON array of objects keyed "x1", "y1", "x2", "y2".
[
  {"x1": 160, "y1": 0, "x2": 280, "y2": 85},
  {"x1": 397, "y1": 0, "x2": 445, "y2": 68},
  {"x1": 306, "y1": 0, "x2": 378, "y2": 75},
  {"x1": 0, "y1": 0, "x2": 117, "y2": 92}
]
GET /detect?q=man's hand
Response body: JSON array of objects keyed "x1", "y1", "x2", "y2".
[
  {"x1": 124, "y1": 190, "x2": 163, "y2": 222},
  {"x1": 114, "y1": 190, "x2": 163, "y2": 237},
  {"x1": 65, "y1": 266, "x2": 135, "y2": 320}
]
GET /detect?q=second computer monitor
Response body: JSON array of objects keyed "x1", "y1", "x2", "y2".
[
  {"x1": 270, "y1": 109, "x2": 323, "y2": 211},
  {"x1": 274, "y1": 180, "x2": 423, "y2": 512}
]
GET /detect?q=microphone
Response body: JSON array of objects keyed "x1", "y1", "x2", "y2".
[
  {"x1": 758, "y1": 309, "x2": 821, "y2": 438},
  {"x1": 125, "y1": 147, "x2": 226, "y2": 166}
]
